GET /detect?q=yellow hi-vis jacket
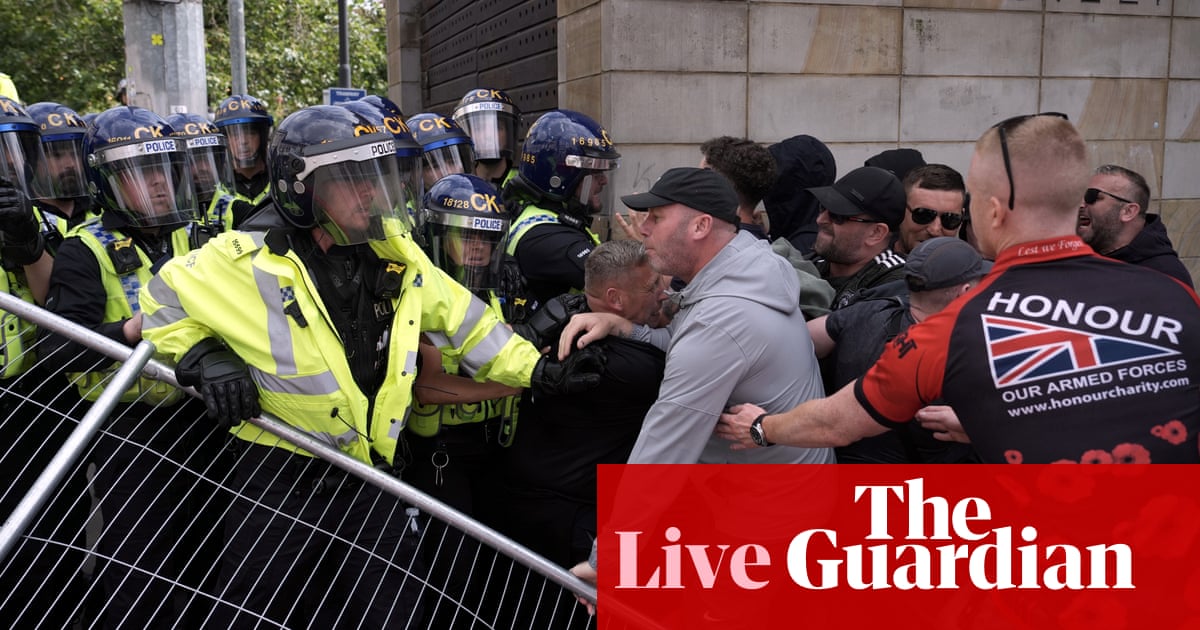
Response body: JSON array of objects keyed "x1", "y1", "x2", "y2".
[
  {"x1": 64, "y1": 218, "x2": 191, "y2": 403},
  {"x1": 139, "y1": 228, "x2": 541, "y2": 467}
]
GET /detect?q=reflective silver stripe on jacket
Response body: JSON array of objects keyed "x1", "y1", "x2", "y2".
[
  {"x1": 253, "y1": 264, "x2": 300, "y2": 376},
  {"x1": 250, "y1": 367, "x2": 341, "y2": 397},
  {"x1": 459, "y1": 323, "x2": 514, "y2": 376},
  {"x1": 142, "y1": 275, "x2": 186, "y2": 329}
]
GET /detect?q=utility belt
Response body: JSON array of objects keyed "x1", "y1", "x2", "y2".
[{"x1": 407, "y1": 395, "x2": 520, "y2": 446}]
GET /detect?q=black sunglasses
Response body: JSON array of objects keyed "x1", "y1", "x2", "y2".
[
  {"x1": 908, "y1": 206, "x2": 964, "y2": 231},
  {"x1": 1084, "y1": 187, "x2": 1134, "y2": 206},
  {"x1": 992, "y1": 112, "x2": 1069, "y2": 210}
]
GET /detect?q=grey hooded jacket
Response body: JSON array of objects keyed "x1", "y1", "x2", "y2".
[{"x1": 625, "y1": 230, "x2": 835, "y2": 465}]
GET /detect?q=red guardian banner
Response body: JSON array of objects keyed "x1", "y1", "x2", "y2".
[{"x1": 595, "y1": 465, "x2": 1200, "y2": 629}]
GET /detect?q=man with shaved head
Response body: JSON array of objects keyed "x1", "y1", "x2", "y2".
[{"x1": 719, "y1": 114, "x2": 1200, "y2": 464}]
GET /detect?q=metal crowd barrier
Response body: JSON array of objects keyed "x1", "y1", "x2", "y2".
[{"x1": 0, "y1": 291, "x2": 603, "y2": 629}]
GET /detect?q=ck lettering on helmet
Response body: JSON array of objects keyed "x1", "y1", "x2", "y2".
[
  {"x1": 417, "y1": 117, "x2": 453, "y2": 132},
  {"x1": 470, "y1": 193, "x2": 502, "y2": 214},
  {"x1": 382, "y1": 116, "x2": 411, "y2": 135},
  {"x1": 0, "y1": 99, "x2": 20, "y2": 115},
  {"x1": 45, "y1": 112, "x2": 86, "y2": 129},
  {"x1": 133, "y1": 125, "x2": 165, "y2": 139},
  {"x1": 182, "y1": 121, "x2": 219, "y2": 135}
]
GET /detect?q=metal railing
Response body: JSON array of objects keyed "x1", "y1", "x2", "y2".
[{"x1": 0, "y1": 291, "x2": 600, "y2": 629}]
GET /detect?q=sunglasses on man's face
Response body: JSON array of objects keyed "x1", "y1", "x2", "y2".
[
  {"x1": 992, "y1": 112, "x2": 1070, "y2": 210},
  {"x1": 908, "y1": 206, "x2": 964, "y2": 231},
  {"x1": 1083, "y1": 187, "x2": 1134, "y2": 206}
]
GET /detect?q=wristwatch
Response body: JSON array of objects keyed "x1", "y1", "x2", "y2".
[{"x1": 749, "y1": 413, "x2": 774, "y2": 447}]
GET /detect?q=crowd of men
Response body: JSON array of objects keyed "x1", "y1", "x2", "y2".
[{"x1": 0, "y1": 79, "x2": 1198, "y2": 627}]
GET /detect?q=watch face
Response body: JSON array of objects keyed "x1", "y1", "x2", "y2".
[{"x1": 750, "y1": 419, "x2": 767, "y2": 446}]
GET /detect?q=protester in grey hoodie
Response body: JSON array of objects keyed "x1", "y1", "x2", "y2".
[{"x1": 561, "y1": 167, "x2": 833, "y2": 467}]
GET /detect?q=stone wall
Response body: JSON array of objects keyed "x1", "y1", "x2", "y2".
[{"x1": 556, "y1": 0, "x2": 1200, "y2": 276}]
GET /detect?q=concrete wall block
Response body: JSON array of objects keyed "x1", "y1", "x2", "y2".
[
  {"x1": 903, "y1": 10, "x2": 1041, "y2": 76},
  {"x1": 605, "y1": 144, "x2": 707, "y2": 217},
  {"x1": 1046, "y1": 0, "x2": 1171, "y2": 16},
  {"x1": 1159, "y1": 200, "x2": 1200, "y2": 269},
  {"x1": 1162, "y1": 141, "x2": 1200, "y2": 198},
  {"x1": 1179, "y1": 3, "x2": 1200, "y2": 18},
  {"x1": 900, "y1": 77, "x2": 1039, "y2": 141},
  {"x1": 560, "y1": 0, "x2": 601, "y2": 18},
  {"x1": 609, "y1": 73, "x2": 746, "y2": 143},
  {"x1": 1043, "y1": 14, "x2": 1170, "y2": 78},
  {"x1": 609, "y1": 0, "x2": 747, "y2": 72},
  {"x1": 561, "y1": 3, "x2": 602, "y2": 81},
  {"x1": 1170, "y1": 19, "x2": 1200, "y2": 78},
  {"x1": 1166, "y1": 80, "x2": 1200, "y2": 140},
  {"x1": 1040, "y1": 79, "x2": 1167, "y2": 140},
  {"x1": 560, "y1": 75, "x2": 605, "y2": 123},
  {"x1": 1082, "y1": 140, "x2": 1161, "y2": 196},
  {"x1": 903, "y1": 0, "x2": 1036, "y2": 9},
  {"x1": 749, "y1": 76, "x2": 900, "y2": 143},
  {"x1": 750, "y1": 5, "x2": 900, "y2": 75},
  {"x1": 753, "y1": 0, "x2": 900, "y2": 6}
]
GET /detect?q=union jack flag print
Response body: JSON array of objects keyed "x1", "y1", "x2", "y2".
[{"x1": 982, "y1": 315, "x2": 1179, "y2": 387}]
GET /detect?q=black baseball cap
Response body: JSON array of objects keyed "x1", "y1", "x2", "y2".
[
  {"x1": 621, "y1": 167, "x2": 739, "y2": 224},
  {"x1": 905, "y1": 236, "x2": 989, "y2": 291},
  {"x1": 807, "y1": 166, "x2": 906, "y2": 230}
]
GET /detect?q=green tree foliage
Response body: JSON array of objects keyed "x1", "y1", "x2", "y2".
[
  {"x1": 0, "y1": 0, "x2": 387, "y2": 118},
  {"x1": 0, "y1": 0, "x2": 125, "y2": 113},
  {"x1": 206, "y1": 0, "x2": 388, "y2": 120}
]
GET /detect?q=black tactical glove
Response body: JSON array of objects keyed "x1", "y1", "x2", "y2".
[
  {"x1": 530, "y1": 344, "x2": 607, "y2": 399},
  {"x1": 0, "y1": 177, "x2": 44, "y2": 266},
  {"x1": 512, "y1": 293, "x2": 589, "y2": 349},
  {"x1": 176, "y1": 338, "x2": 261, "y2": 429}
]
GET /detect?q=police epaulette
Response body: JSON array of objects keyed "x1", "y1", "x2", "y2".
[{"x1": 223, "y1": 231, "x2": 266, "y2": 259}]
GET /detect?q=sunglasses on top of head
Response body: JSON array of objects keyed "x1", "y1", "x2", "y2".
[{"x1": 992, "y1": 112, "x2": 1069, "y2": 210}]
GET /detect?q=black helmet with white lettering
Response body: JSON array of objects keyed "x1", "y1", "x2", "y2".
[
  {"x1": 268, "y1": 105, "x2": 416, "y2": 245},
  {"x1": 423, "y1": 173, "x2": 509, "y2": 292},
  {"x1": 84, "y1": 105, "x2": 197, "y2": 229}
]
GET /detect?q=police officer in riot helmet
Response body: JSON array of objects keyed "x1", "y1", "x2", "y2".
[
  {"x1": 27, "y1": 102, "x2": 94, "y2": 231},
  {"x1": 41, "y1": 104, "x2": 211, "y2": 625},
  {"x1": 452, "y1": 88, "x2": 521, "y2": 186},
  {"x1": 424, "y1": 173, "x2": 508, "y2": 300},
  {"x1": 499, "y1": 108, "x2": 620, "y2": 324},
  {"x1": 213, "y1": 94, "x2": 273, "y2": 227},
  {"x1": 167, "y1": 112, "x2": 236, "y2": 237},
  {"x1": 0, "y1": 96, "x2": 51, "y2": 272},
  {"x1": 339, "y1": 96, "x2": 425, "y2": 237},
  {"x1": 407, "y1": 112, "x2": 475, "y2": 189}
]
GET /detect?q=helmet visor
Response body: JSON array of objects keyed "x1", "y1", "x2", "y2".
[
  {"x1": 430, "y1": 221, "x2": 509, "y2": 293},
  {"x1": 312, "y1": 155, "x2": 417, "y2": 246},
  {"x1": 456, "y1": 109, "x2": 517, "y2": 161},
  {"x1": 32, "y1": 136, "x2": 87, "y2": 200},
  {"x1": 100, "y1": 148, "x2": 198, "y2": 228},
  {"x1": 185, "y1": 136, "x2": 234, "y2": 202},
  {"x1": 223, "y1": 122, "x2": 267, "y2": 169},
  {"x1": 421, "y1": 143, "x2": 475, "y2": 188},
  {"x1": 0, "y1": 129, "x2": 43, "y2": 196},
  {"x1": 575, "y1": 168, "x2": 616, "y2": 214}
]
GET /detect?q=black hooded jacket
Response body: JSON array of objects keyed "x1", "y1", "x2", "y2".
[
  {"x1": 1106, "y1": 214, "x2": 1193, "y2": 287},
  {"x1": 762, "y1": 135, "x2": 836, "y2": 256}
]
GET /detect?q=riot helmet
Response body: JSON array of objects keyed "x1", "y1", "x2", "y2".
[
  {"x1": 269, "y1": 105, "x2": 417, "y2": 246},
  {"x1": 423, "y1": 174, "x2": 509, "y2": 293},
  {"x1": 166, "y1": 112, "x2": 234, "y2": 205},
  {"x1": 406, "y1": 112, "x2": 475, "y2": 188},
  {"x1": 84, "y1": 106, "x2": 197, "y2": 230},
  {"x1": 516, "y1": 109, "x2": 619, "y2": 215},
  {"x1": 452, "y1": 88, "x2": 520, "y2": 164},
  {"x1": 213, "y1": 94, "x2": 273, "y2": 173},
  {"x1": 340, "y1": 98, "x2": 425, "y2": 232},
  {"x1": 27, "y1": 102, "x2": 89, "y2": 202},
  {"x1": 0, "y1": 97, "x2": 47, "y2": 204}
]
